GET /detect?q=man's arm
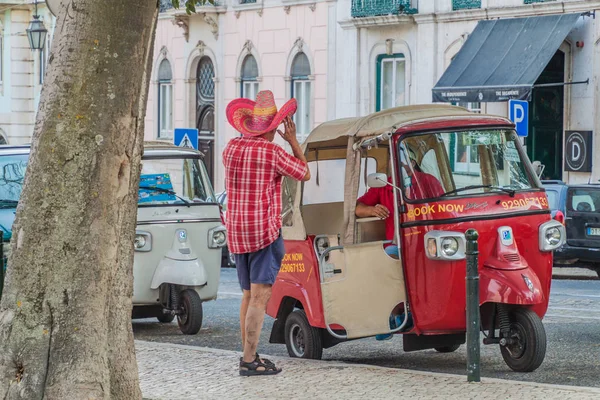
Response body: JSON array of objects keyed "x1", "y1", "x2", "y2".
[
  {"x1": 278, "y1": 117, "x2": 311, "y2": 182},
  {"x1": 355, "y1": 201, "x2": 390, "y2": 219}
]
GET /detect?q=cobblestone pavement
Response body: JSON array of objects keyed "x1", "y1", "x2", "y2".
[{"x1": 136, "y1": 341, "x2": 600, "y2": 400}]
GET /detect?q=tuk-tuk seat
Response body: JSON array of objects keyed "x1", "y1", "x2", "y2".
[{"x1": 301, "y1": 201, "x2": 344, "y2": 236}]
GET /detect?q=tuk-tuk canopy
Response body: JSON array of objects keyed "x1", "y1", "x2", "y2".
[{"x1": 304, "y1": 104, "x2": 474, "y2": 147}]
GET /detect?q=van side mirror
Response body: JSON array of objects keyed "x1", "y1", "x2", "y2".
[{"x1": 367, "y1": 173, "x2": 388, "y2": 188}]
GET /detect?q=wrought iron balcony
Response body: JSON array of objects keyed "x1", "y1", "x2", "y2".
[
  {"x1": 524, "y1": 0, "x2": 556, "y2": 3},
  {"x1": 351, "y1": 0, "x2": 418, "y2": 18},
  {"x1": 159, "y1": 0, "x2": 222, "y2": 13},
  {"x1": 452, "y1": 0, "x2": 481, "y2": 10}
]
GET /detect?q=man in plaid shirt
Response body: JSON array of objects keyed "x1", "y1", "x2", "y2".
[{"x1": 224, "y1": 91, "x2": 310, "y2": 376}]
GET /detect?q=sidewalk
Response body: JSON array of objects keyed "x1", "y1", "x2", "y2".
[{"x1": 136, "y1": 341, "x2": 600, "y2": 400}]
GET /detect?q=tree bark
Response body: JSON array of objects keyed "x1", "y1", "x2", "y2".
[{"x1": 0, "y1": 1, "x2": 158, "y2": 398}]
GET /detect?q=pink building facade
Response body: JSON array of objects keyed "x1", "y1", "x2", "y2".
[{"x1": 145, "y1": 1, "x2": 333, "y2": 193}]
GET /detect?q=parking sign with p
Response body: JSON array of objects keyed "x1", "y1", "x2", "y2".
[{"x1": 508, "y1": 99, "x2": 528, "y2": 137}]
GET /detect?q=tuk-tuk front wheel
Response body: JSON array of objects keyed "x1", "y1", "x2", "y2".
[
  {"x1": 177, "y1": 289, "x2": 203, "y2": 335},
  {"x1": 284, "y1": 310, "x2": 323, "y2": 360},
  {"x1": 500, "y1": 308, "x2": 546, "y2": 372}
]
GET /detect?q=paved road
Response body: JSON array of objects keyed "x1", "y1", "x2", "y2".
[{"x1": 133, "y1": 268, "x2": 600, "y2": 388}]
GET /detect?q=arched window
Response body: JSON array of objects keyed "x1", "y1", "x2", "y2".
[
  {"x1": 291, "y1": 52, "x2": 311, "y2": 142},
  {"x1": 241, "y1": 54, "x2": 259, "y2": 100},
  {"x1": 158, "y1": 59, "x2": 173, "y2": 138}
]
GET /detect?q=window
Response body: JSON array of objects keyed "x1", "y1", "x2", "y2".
[
  {"x1": 376, "y1": 54, "x2": 406, "y2": 111},
  {"x1": 291, "y1": 52, "x2": 311, "y2": 142},
  {"x1": 399, "y1": 129, "x2": 535, "y2": 201},
  {"x1": 457, "y1": 102, "x2": 481, "y2": 113},
  {"x1": 241, "y1": 54, "x2": 258, "y2": 100},
  {"x1": 157, "y1": 59, "x2": 173, "y2": 138},
  {"x1": 567, "y1": 188, "x2": 600, "y2": 213},
  {"x1": 139, "y1": 156, "x2": 215, "y2": 206}
]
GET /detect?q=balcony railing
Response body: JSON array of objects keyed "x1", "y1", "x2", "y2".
[
  {"x1": 351, "y1": 0, "x2": 418, "y2": 18},
  {"x1": 524, "y1": 0, "x2": 556, "y2": 3},
  {"x1": 159, "y1": 0, "x2": 222, "y2": 13},
  {"x1": 452, "y1": 0, "x2": 481, "y2": 10}
]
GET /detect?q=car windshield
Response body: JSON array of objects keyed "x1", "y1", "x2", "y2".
[
  {"x1": 567, "y1": 188, "x2": 600, "y2": 213},
  {"x1": 545, "y1": 189, "x2": 559, "y2": 210},
  {"x1": 0, "y1": 154, "x2": 28, "y2": 207},
  {"x1": 139, "y1": 156, "x2": 215, "y2": 206},
  {"x1": 398, "y1": 129, "x2": 536, "y2": 201}
]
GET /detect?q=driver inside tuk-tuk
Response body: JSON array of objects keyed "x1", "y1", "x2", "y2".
[{"x1": 355, "y1": 145, "x2": 444, "y2": 259}]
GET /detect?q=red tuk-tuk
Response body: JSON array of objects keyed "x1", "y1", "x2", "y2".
[{"x1": 267, "y1": 105, "x2": 565, "y2": 372}]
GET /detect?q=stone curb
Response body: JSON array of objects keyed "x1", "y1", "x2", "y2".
[{"x1": 135, "y1": 340, "x2": 600, "y2": 395}]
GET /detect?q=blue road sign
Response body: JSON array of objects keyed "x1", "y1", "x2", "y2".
[
  {"x1": 508, "y1": 100, "x2": 528, "y2": 137},
  {"x1": 174, "y1": 128, "x2": 199, "y2": 150}
]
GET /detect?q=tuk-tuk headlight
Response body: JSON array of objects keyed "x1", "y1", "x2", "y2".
[
  {"x1": 134, "y1": 231, "x2": 152, "y2": 252},
  {"x1": 545, "y1": 227, "x2": 561, "y2": 246},
  {"x1": 208, "y1": 226, "x2": 227, "y2": 249},
  {"x1": 440, "y1": 237, "x2": 459, "y2": 257},
  {"x1": 424, "y1": 231, "x2": 466, "y2": 261},
  {"x1": 539, "y1": 220, "x2": 565, "y2": 252}
]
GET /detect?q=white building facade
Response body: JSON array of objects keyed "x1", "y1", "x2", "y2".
[
  {"x1": 145, "y1": 0, "x2": 334, "y2": 192},
  {"x1": 0, "y1": 0, "x2": 53, "y2": 145},
  {"x1": 335, "y1": 0, "x2": 600, "y2": 183}
]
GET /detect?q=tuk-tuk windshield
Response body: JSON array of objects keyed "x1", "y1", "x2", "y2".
[
  {"x1": 0, "y1": 154, "x2": 27, "y2": 207},
  {"x1": 139, "y1": 156, "x2": 215, "y2": 206},
  {"x1": 399, "y1": 129, "x2": 536, "y2": 201}
]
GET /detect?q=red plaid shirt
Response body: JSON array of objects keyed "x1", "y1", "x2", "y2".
[{"x1": 223, "y1": 137, "x2": 308, "y2": 254}]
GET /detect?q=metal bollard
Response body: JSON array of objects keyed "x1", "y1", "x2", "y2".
[{"x1": 465, "y1": 228, "x2": 480, "y2": 383}]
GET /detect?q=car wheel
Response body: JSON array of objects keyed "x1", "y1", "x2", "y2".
[
  {"x1": 228, "y1": 250, "x2": 236, "y2": 267},
  {"x1": 284, "y1": 310, "x2": 323, "y2": 360},
  {"x1": 500, "y1": 308, "x2": 546, "y2": 372},
  {"x1": 177, "y1": 289, "x2": 203, "y2": 335}
]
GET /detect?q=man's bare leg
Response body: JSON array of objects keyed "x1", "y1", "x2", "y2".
[
  {"x1": 242, "y1": 283, "x2": 272, "y2": 363},
  {"x1": 240, "y1": 290, "x2": 251, "y2": 351}
]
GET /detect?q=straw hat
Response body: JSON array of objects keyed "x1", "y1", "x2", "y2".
[{"x1": 226, "y1": 90, "x2": 297, "y2": 137}]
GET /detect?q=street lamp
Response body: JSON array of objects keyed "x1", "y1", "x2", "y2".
[{"x1": 26, "y1": 0, "x2": 48, "y2": 51}]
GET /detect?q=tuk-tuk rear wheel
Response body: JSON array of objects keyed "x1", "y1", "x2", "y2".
[
  {"x1": 500, "y1": 308, "x2": 546, "y2": 372},
  {"x1": 177, "y1": 289, "x2": 203, "y2": 335},
  {"x1": 284, "y1": 310, "x2": 323, "y2": 360}
]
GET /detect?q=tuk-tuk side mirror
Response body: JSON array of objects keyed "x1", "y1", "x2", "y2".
[{"x1": 367, "y1": 173, "x2": 388, "y2": 188}]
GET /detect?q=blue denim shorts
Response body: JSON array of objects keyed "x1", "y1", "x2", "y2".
[{"x1": 234, "y1": 234, "x2": 286, "y2": 291}]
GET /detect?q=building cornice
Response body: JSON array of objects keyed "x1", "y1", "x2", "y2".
[{"x1": 339, "y1": 0, "x2": 600, "y2": 28}]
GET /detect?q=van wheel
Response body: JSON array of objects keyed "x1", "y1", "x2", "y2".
[
  {"x1": 285, "y1": 310, "x2": 323, "y2": 360},
  {"x1": 157, "y1": 310, "x2": 175, "y2": 323},
  {"x1": 177, "y1": 289, "x2": 203, "y2": 335},
  {"x1": 500, "y1": 308, "x2": 546, "y2": 372},
  {"x1": 435, "y1": 344, "x2": 460, "y2": 353}
]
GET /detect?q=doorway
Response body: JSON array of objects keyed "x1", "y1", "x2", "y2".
[
  {"x1": 196, "y1": 56, "x2": 215, "y2": 185},
  {"x1": 526, "y1": 50, "x2": 565, "y2": 181}
]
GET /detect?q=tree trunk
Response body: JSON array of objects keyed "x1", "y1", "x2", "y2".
[{"x1": 0, "y1": 1, "x2": 158, "y2": 398}]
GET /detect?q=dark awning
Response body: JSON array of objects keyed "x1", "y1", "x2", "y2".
[{"x1": 432, "y1": 13, "x2": 581, "y2": 103}]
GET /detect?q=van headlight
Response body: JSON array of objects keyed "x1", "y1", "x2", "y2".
[
  {"x1": 539, "y1": 220, "x2": 565, "y2": 251},
  {"x1": 208, "y1": 226, "x2": 227, "y2": 248},
  {"x1": 134, "y1": 231, "x2": 152, "y2": 252},
  {"x1": 425, "y1": 232, "x2": 466, "y2": 261}
]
